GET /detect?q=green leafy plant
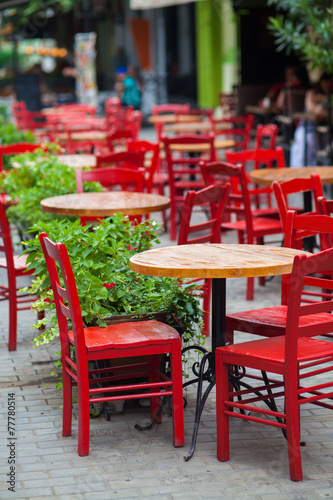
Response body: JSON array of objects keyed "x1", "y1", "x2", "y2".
[
  {"x1": 268, "y1": 0, "x2": 333, "y2": 74},
  {"x1": 23, "y1": 215, "x2": 204, "y2": 346},
  {"x1": 0, "y1": 150, "x2": 102, "y2": 231},
  {"x1": 0, "y1": 122, "x2": 35, "y2": 145}
]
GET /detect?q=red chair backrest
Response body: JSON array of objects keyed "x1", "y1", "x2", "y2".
[
  {"x1": 127, "y1": 140, "x2": 160, "y2": 192},
  {"x1": 210, "y1": 114, "x2": 254, "y2": 150},
  {"x1": 95, "y1": 150, "x2": 145, "y2": 170},
  {"x1": 75, "y1": 166, "x2": 145, "y2": 193},
  {"x1": 200, "y1": 160, "x2": 255, "y2": 243},
  {"x1": 284, "y1": 248, "x2": 333, "y2": 362},
  {"x1": 0, "y1": 143, "x2": 42, "y2": 171},
  {"x1": 106, "y1": 127, "x2": 135, "y2": 151},
  {"x1": 281, "y1": 210, "x2": 333, "y2": 307},
  {"x1": 272, "y1": 175, "x2": 323, "y2": 229},
  {"x1": 152, "y1": 104, "x2": 191, "y2": 116},
  {"x1": 255, "y1": 123, "x2": 279, "y2": 150},
  {"x1": 178, "y1": 184, "x2": 230, "y2": 245},
  {"x1": 225, "y1": 146, "x2": 285, "y2": 170},
  {"x1": 163, "y1": 133, "x2": 216, "y2": 201},
  {"x1": 0, "y1": 200, "x2": 15, "y2": 287},
  {"x1": 39, "y1": 233, "x2": 86, "y2": 364}
]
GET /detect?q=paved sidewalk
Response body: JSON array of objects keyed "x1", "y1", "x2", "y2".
[{"x1": 1, "y1": 127, "x2": 333, "y2": 498}]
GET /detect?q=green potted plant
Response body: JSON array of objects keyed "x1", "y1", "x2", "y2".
[{"x1": 23, "y1": 215, "x2": 205, "y2": 349}]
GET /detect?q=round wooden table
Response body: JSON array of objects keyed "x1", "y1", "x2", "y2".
[
  {"x1": 41, "y1": 191, "x2": 170, "y2": 217},
  {"x1": 163, "y1": 121, "x2": 213, "y2": 134},
  {"x1": 168, "y1": 138, "x2": 235, "y2": 153},
  {"x1": 148, "y1": 114, "x2": 202, "y2": 124},
  {"x1": 57, "y1": 154, "x2": 97, "y2": 169},
  {"x1": 130, "y1": 242, "x2": 309, "y2": 460},
  {"x1": 249, "y1": 166, "x2": 333, "y2": 186}
]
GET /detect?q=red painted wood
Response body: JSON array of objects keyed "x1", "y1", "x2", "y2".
[
  {"x1": 200, "y1": 160, "x2": 283, "y2": 300},
  {"x1": 216, "y1": 248, "x2": 333, "y2": 481},
  {"x1": 0, "y1": 201, "x2": 39, "y2": 351},
  {"x1": 163, "y1": 134, "x2": 216, "y2": 241},
  {"x1": 39, "y1": 233, "x2": 184, "y2": 456}
]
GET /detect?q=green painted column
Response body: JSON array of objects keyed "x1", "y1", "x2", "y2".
[
  {"x1": 195, "y1": 0, "x2": 238, "y2": 107},
  {"x1": 195, "y1": 0, "x2": 223, "y2": 107}
]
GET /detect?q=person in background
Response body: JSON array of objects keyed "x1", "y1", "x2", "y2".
[
  {"x1": 290, "y1": 72, "x2": 333, "y2": 167},
  {"x1": 259, "y1": 64, "x2": 309, "y2": 113},
  {"x1": 114, "y1": 65, "x2": 142, "y2": 110}
]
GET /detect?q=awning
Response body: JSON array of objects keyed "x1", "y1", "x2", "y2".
[{"x1": 130, "y1": 0, "x2": 201, "y2": 9}]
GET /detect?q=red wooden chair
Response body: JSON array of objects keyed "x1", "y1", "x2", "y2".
[
  {"x1": 127, "y1": 140, "x2": 165, "y2": 192},
  {"x1": 201, "y1": 160, "x2": 282, "y2": 300},
  {"x1": 254, "y1": 123, "x2": 279, "y2": 151},
  {"x1": 178, "y1": 184, "x2": 230, "y2": 336},
  {"x1": 12, "y1": 101, "x2": 46, "y2": 134},
  {"x1": 272, "y1": 175, "x2": 323, "y2": 231},
  {"x1": 216, "y1": 247, "x2": 333, "y2": 481},
  {"x1": 106, "y1": 127, "x2": 135, "y2": 152},
  {"x1": 209, "y1": 114, "x2": 254, "y2": 151},
  {"x1": 95, "y1": 150, "x2": 145, "y2": 171},
  {"x1": 318, "y1": 196, "x2": 333, "y2": 217},
  {"x1": 0, "y1": 143, "x2": 44, "y2": 171},
  {"x1": 225, "y1": 147, "x2": 286, "y2": 218},
  {"x1": 225, "y1": 210, "x2": 333, "y2": 345},
  {"x1": 75, "y1": 166, "x2": 145, "y2": 225},
  {"x1": 0, "y1": 201, "x2": 41, "y2": 350},
  {"x1": 162, "y1": 134, "x2": 216, "y2": 240},
  {"x1": 152, "y1": 103, "x2": 191, "y2": 141},
  {"x1": 39, "y1": 232, "x2": 184, "y2": 456}
]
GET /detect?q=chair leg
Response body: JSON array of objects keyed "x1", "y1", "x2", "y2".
[
  {"x1": 62, "y1": 361, "x2": 73, "y2": 438},
  {"x1": 170, "y1": 339, "x2": 184, "y2": 447},
  {"x1": 216, "y1": 351, "x2": 230, "y2": 462},
  {"x1": 8, "y1": 290, "x2": 17, "y2": 351},
  {"x1": 77, "y1": 373, "x2": 90, "y2": 457},
  {"x1": 285, "y1": 375, "x2": 303, "y2": 481},
  {"x1": 246, "y1": 277, "x2": 254, "y2": 301},
  {"x1": 149, "y1": 354, "x2": 162, "y2": 425},
  {"x1": 169, "y1": 206, "x2": 177, "y2": 241}
]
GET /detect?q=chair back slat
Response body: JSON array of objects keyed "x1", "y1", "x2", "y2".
[{"x1": 178, "y1": 184, "x2": 230, "y2": 245}]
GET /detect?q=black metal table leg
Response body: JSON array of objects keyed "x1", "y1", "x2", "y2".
[{"x1": 183, "y1": 278, "x2": 226, "y2": 461}]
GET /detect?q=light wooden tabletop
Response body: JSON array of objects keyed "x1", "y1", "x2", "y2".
[
  {"x1": 130, "y1": 243, "x2": 309, "y2": 279},
  {"x1": 57, "y1": 154, "x2": 97, "y2": 169},
  {"x1": 54, "y1": 131, "x2": 107, "y2": 142},
  {"x1": 41, "y1": 191, "x2": 170, "y2": 217},
  {"x1": 168, "y1": 138, "x2": 235, "y2": 152},
  {"x1": 148, "y1": 114, "x2": 202, "y2": 124},
  {"x1": 249, "y1": 166, "x2": 333, "y2": 186},
  {"x1": 163, "y1": 121, "x2": 212, "y2": 133}
]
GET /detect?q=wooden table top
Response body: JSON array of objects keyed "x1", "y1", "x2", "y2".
[
  {"x1": 163, "y1": 121, "x2": 213, "y2": 133},
  {"x1": 148, "y1": 114, "x2": 202, "y2": 124},
  {"x1": 130, "y1": 243, "x2": 309, "y2": 279},
  {"x1": 168, "y1": 139, "x2": 235, "y2": 152},
  {"x1": 54, "y1": 131, "x2": 107, "y2": 142},
  {"x1": 249, "y1": 166, "x2": 333, "y2": 186},
  {"x1": 57, "y1": 154, "x2": 97, "y2": 169},
  {"x1": 41, "y1": 191, "x2": 170, "y2": 217}
]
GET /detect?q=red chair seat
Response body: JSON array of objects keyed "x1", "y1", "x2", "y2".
[
  {"x1": 222, "y1": 216, "x2": 282, "y2": 235},
  {"x1": 0, "y1": 253, "x2": 31, "y2": 273},
  {"x1": 227, "y1": 305, "x2": 333, "y2": 338},
  {"x1": 69, "y1": 320, "x2": 179, "y2": 352},
  {"x1": 221, "y1": 335, "x2": 333, "y2": 365}
]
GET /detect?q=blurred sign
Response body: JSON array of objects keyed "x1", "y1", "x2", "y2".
[
  {"x1": 130, "y1": 0, "x2": 200, "y2": 8},
  {"x1": 74, "y1": 32, "x2": 98, "y2": 107}
]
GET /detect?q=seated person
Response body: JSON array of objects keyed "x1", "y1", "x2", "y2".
[
  {"x1": 260, "y1": 64, "x2": 309, "y2": 113},
  {"x1": 114, "y1": 65, "x2": 142, "y2": 110},
  {"x1": 290, "y1": 72, "x2": 333, "y2": 167}
]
